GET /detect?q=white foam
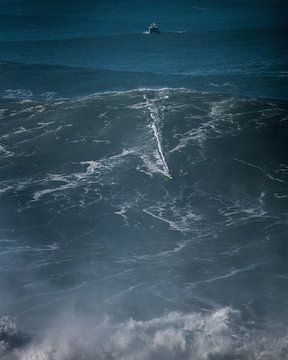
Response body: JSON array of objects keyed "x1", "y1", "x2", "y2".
[
  {"x1": 274, "y1": 193, "x2": 288, "y2": 199},
  {"x1": 170, "y1": 98, "x2": 242, "y2": 153},
  {"x1": 136, "y1": 241, "x2": 188, "y2": 261},
  {"x1": 234, "y1": 158, "x2": 288, "y2": 186},
  {"x1": 3, "y1": 89, "x2": 33, "y2": 100},
  {"x1": 4, "y1": 306, "x2": 287, "y2": 360},
  {"x1": 0, "y1": 185, "x2": 14, "y2": 194},
  {"x1": 33, "y1": 182, "x2": 76, "y2": 201},
  {"x1": 0, "y1": 144, "x2": 14, "y2": 158},
  {"x1": 143, "y1": 205, "x2": 201, "y2": 234},
  {"x1": 188, "y1": 263, "x2": 261, "y2": 287},
  {"x1": 0, "y1": 108, "x2": 8, "y2": 119}
]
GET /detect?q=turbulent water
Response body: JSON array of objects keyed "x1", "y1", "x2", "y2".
[{"x1": 1, "y1": 1, "x2": 288, "y2": 359}]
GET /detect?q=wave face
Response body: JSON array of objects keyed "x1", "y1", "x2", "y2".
[{"x1": 0, "y1": 89, "x2": 288, "y2": 359}]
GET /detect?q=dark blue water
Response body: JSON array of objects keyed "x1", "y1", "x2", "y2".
[
  {"x1": 0, "y1": 1, "x2": 288, "y2": 359},
  {"x1": 1, "y1": 0, "x2": 288, "y2": 99}
]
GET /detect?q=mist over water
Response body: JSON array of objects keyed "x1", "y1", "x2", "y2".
[{"x1": 0, "y1": 1, "x2": 288, "y2": 359}]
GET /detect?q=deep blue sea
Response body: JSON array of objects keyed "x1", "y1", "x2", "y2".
[{"x1": 0, "y1": 1, "x2": 288, "y2": 359}]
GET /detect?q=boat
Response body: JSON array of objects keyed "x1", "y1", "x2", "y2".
[{"x1": 148, "y1": 23, "x2": 160, "y2": 34}]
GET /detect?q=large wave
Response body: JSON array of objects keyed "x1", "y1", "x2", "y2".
[{"x1": 0, "y1": 89, "x2": 288, "y2": 359}]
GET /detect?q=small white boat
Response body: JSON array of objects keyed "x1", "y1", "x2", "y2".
[{"x1": 148, "y1": 23, "x2": 160, "y2": 34}]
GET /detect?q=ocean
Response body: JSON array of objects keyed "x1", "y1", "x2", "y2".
[{"x1": 0, "y1": 1, "x2": 288, "y2": 359}]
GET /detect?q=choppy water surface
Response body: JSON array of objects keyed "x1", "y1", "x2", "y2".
[
  {"x1": 1, "y1": 0, "x2": 288, "y2": 359},
  {"x1": 1, "y1": 89, "x2": 288, "y2": 359}
]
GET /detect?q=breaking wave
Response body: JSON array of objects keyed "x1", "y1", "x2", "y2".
[{"x1": 1, "y1": 308, "x2": 288, "y2": 360}]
